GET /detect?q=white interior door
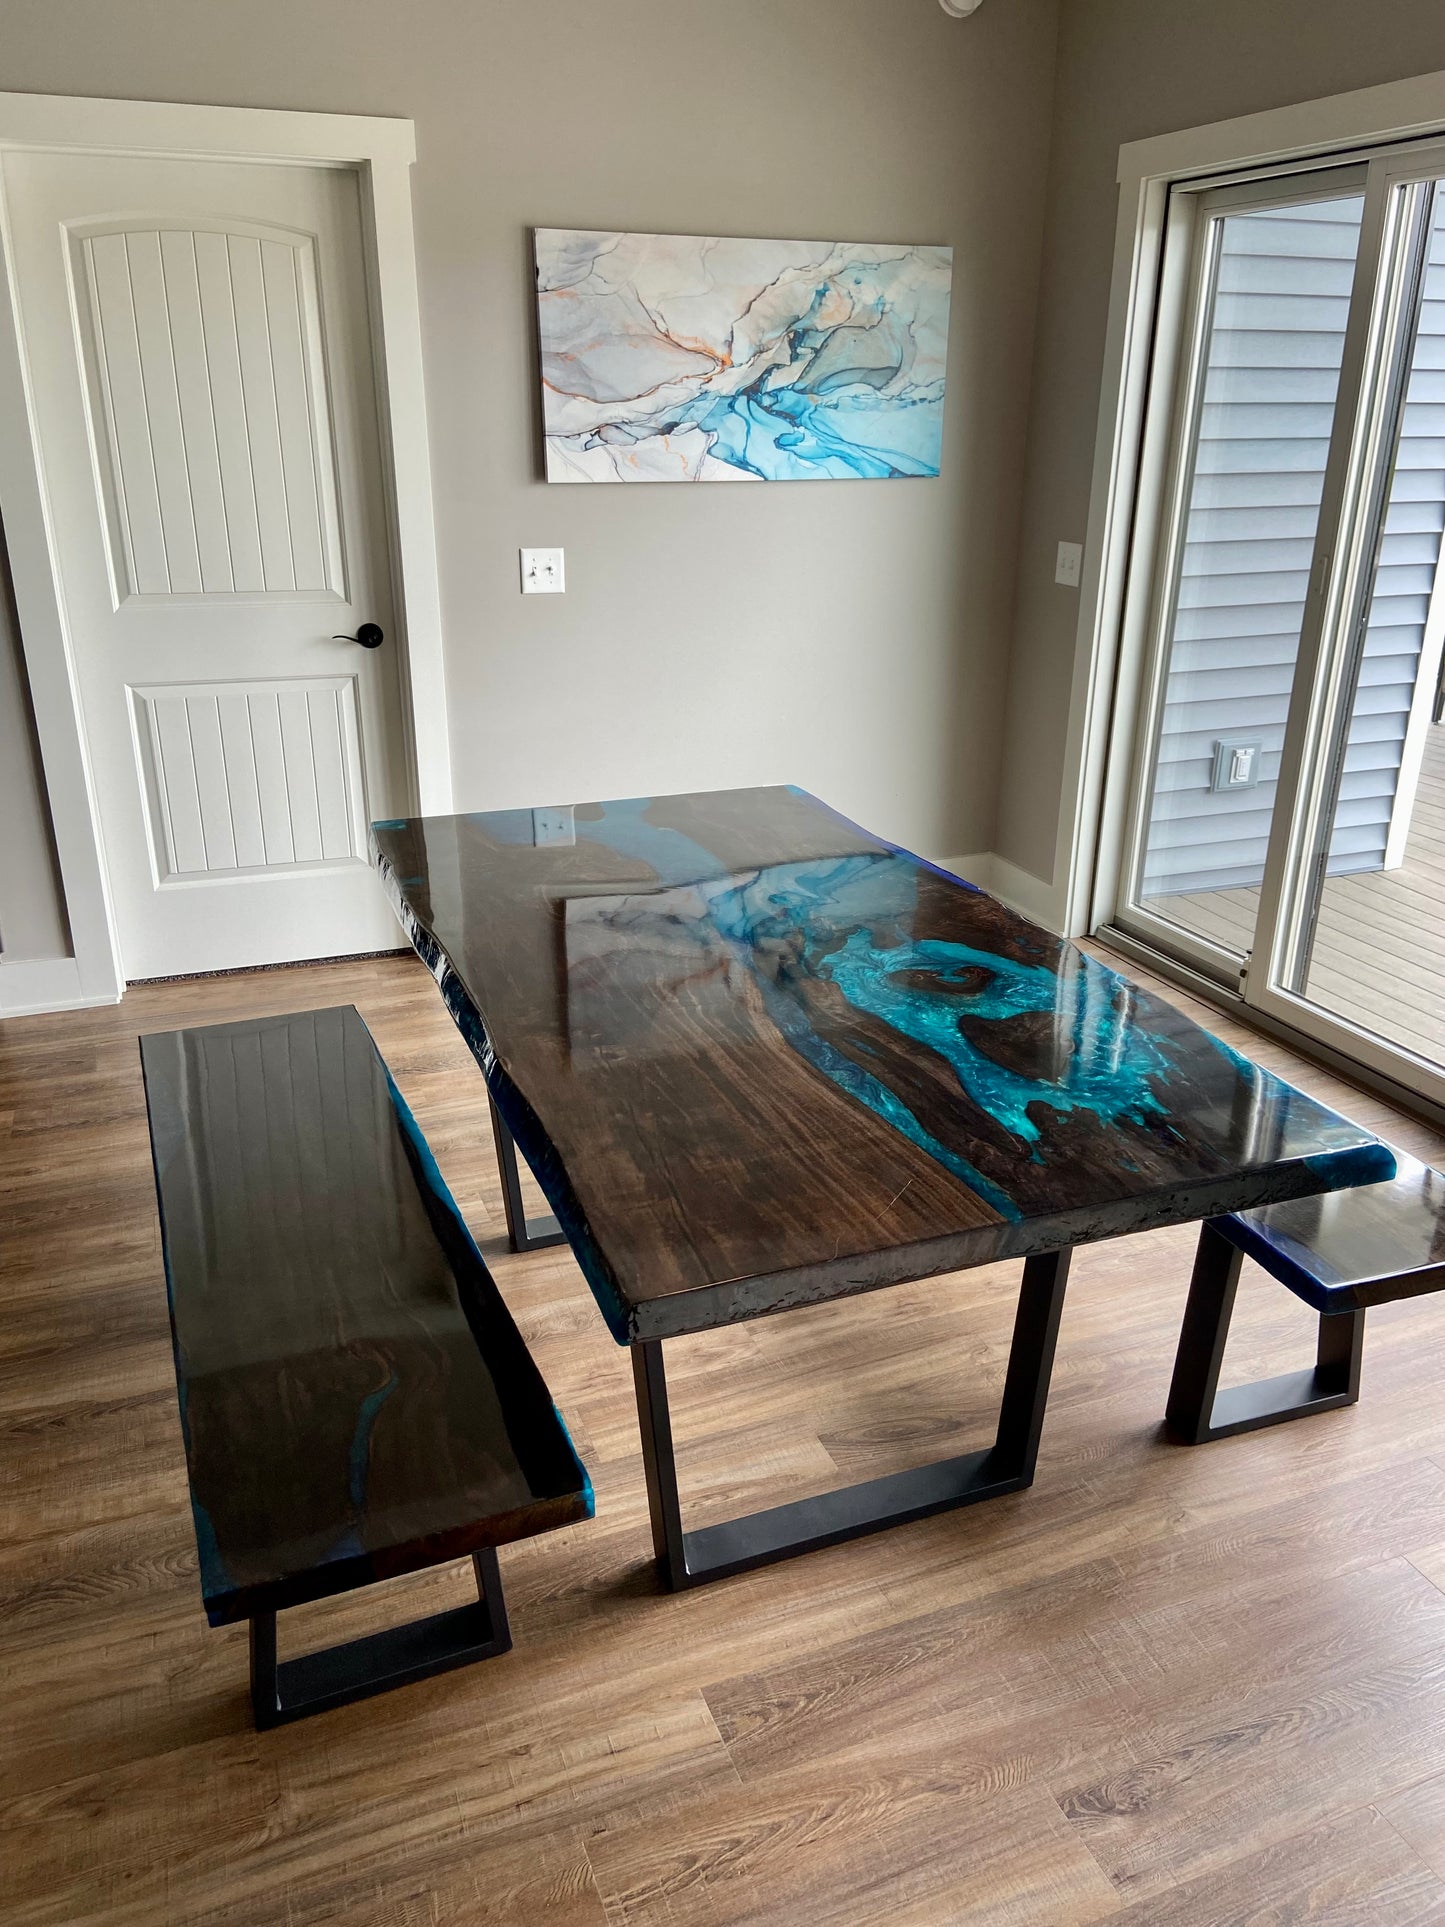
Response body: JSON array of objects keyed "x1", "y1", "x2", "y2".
[{"x1": 2, "y1": 150, "x2": 410, "y2": 979}]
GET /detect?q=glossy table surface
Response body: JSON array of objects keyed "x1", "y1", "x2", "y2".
[
  {"x1": 1224, "y1": 1150, "x2": 1445, "y2": 1313},
  {"x1": 372, "y1": 786, "x2": 1396, "y2": 1342},
  {"x1": 142, "y1": 1005, "x2": 593, "y2": 1625}
]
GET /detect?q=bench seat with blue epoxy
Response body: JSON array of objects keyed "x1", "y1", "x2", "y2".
[
  {"x1": 1166, "y1": 1153, "x2": 1445, "y2": 1445},
  {"x1": 141, "y1": 1003, "x2": 593, "y2": 1727}
]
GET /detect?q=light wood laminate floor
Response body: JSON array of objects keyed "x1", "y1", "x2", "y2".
[
  {"x1": 3, "y1": 948, "x2": 1445, "y2": 1926},
  {"x1": 1152, "y1": 722, "x2": 1445, "y2": 1069}
]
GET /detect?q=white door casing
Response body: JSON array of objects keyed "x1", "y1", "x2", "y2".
[
  {"x1": 4, "y1": 151, "x2": 408, "y2": 978},
  {"x1": 0, "y1": 94, "x2": 449, "y2": 1011},
  {"x1": 1074, "y1": 74, "x2": 1445, "y2": 1122}
]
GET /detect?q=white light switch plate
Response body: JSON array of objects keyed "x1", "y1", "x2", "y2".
[
  {"x1": 1055, "y1": 540, "x2": 1083, "y2": 588},
  {"x1": 521, "y1": 547, "x2": 565, "y2": 594}
]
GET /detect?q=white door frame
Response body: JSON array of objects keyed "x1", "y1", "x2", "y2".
[
  {"x1": 1060, "y1": 68, "x2": 1445, "y2": 1124},
  {"x1": 0, "y1": 91, "x2": 451, "y2": 1015},
  {"x1": 1057, "y1": 67, "x2": 1445, "y2": 945}
]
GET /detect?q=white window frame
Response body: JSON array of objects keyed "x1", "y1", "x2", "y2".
[
  {"x1": 1254, "y1": 143, "x2": 1445, "y2": 1040},
  {"x1": 0, "y1": 92, "x2": 451, "y2": 1017},
  {"x1": 1109, "y1": 162, "x2": 1370, "y2": 987},
  {"x1": 1067, "y1": 70, "x2": 1445, "y2": 1120}
]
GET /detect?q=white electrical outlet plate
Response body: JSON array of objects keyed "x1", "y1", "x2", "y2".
[
  {"x1": 532, "y1": 806, "x2": 576, "y2": 846},
  {"x1": 1055, "y1": 540, "x2": 1083, "y2": 588},
  {"x1": 521, "y1": 547, "x2": 565, "y2": 594}
]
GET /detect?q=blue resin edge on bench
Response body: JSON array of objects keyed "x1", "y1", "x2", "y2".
[{"x1": 1217, "y1": 1151, "x2": 1445, "y2": 1314}]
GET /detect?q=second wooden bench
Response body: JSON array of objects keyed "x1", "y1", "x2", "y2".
[{"x1": 1167, "y1": 1152, "x2": 1445, "y2": 1444}]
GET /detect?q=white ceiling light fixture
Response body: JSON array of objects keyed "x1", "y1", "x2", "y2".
[{"x1": 939, "y1": 0, "x2": 985, "y2": 14}]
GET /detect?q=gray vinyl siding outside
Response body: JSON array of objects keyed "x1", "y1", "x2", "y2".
[{"x1": 1140, "y1": 191, "x2": 1445, "y2": 901}]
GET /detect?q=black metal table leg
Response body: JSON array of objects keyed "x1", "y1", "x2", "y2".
[
  {"x1": 631, "y1": 1248, "x2": 1073, "y2": 1591},
  {"x1": 488, "y1": 1094, "x2": 566, "y2": 1252},
  {"x1": 1166, "y1": 1220, "x2": 1365, "y2": 1444},
  {"x1": 247, "y1": 1546, "x2": 513, "y2": 1729},
  {"x1": 991, "y1": 1249, "x2": 1074, "y2": 1482}
]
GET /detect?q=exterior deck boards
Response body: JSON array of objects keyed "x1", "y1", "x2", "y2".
[{"x1": 1150, "y1": 724, "x2": 1445, "y2": 1069}]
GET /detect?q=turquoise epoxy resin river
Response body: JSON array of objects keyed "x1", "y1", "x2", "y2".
[{"x1": 529, "y1": 794, "x2": 1378, "y2": 1227}]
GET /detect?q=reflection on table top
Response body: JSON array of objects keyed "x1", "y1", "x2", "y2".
[{"x1": 372, "y1": 786, "x2": 1395, "y2": 1341}]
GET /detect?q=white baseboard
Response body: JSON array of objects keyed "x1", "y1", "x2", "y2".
[
  {"x1": 989, "y1": 854, "x2": 1066, "y2": 930},
  {"x1": 937, "y1": 852, "x2": 1064, "y2": 932},
  {"x1": 0, "y1": 954, "x2": 118, "y2": 1017}
]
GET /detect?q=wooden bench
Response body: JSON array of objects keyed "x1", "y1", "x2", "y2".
[
  {"x1": 1166, "y1": 1152, "x2": 1445, "y2": 1445},
  {"x1": 141, "y1": 1004, "x2": 593, "y2": 1728}
]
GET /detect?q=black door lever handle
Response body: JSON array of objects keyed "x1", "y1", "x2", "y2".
[{"x1": 334, "y1": 623, "x2": 385, "y2": 650}]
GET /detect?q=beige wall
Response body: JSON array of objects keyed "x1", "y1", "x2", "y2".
[
  {"x1": 0, "y1": 0, "x2": 1061, "y2": 965},
  {"x1": 0, "y1": 522, "x2": 69, "y2": 961},
  {"x1": 996, "y1": 0, "x2": 1445, "y2": 888}
]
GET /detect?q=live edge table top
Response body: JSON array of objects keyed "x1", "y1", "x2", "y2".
[{"x1": 371, "y1": 786, "x2": 1395, "y2": 1344}]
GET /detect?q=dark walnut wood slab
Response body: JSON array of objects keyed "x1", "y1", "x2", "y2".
[
  {"x1": 141, "y1": 1005, "x2": 593, "y2": 1625},
  {"x1": 371, "y1": 786, "x2": 1395, "y2": 1341}
]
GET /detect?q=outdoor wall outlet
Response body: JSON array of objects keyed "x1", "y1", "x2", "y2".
[
  {"x1": 1055, "y1": 540, "x2": 1083, "y2": 588},
  {"x1": 1211, "y1": 737, "x2": 1264, "y2": 793},
  {"x1": 521, "y1": 548, "x2": 565, "y2": 593}
]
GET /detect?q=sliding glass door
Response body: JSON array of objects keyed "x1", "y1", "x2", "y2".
[
  {"x1": 1126, "y1": 171, "x2": 1367, "y2": 972},
  {"x1": 1108, "y1": 139, "x2": 1445, "y2": 1109},
  {"x1": 1283, "y1": 176, "x2": 1445, "y2": 1070}
]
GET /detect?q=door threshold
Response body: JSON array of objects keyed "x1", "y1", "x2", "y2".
[
  {"x1": 128, "y1": 948, "x2": 410, "y2": 988},
  {"x1": 1094, "y1": 924, "x2": 1445, "y2": 1135}
]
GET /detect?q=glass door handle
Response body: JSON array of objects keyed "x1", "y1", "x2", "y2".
[{"x1": 333, "y1": 624, "x2": 384, "y2": 650}]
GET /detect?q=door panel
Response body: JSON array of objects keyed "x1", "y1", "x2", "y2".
[
  {"x1": 1284, "y1": 179, "x2": 1445, "y2": 1079},
  {"x1": 74, "y1": 223, "x2": 346, "y2": 602},
  {"x1": 3, "y1": 151, "x2": 406, "y2": 978},
  {"x1": 130, "y1": 676, "x2": 367, "y2": 880},
  {"x1": 1124, "y1": 185, "x2": 1367, "y2": 969}
]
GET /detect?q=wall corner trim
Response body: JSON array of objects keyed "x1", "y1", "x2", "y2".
[
  {"x1": 939, "y1": 852, "x2": 1065, "y2": 932},
  {"x1": 0, "y1": 954, "x2": 119, "y2": 1018}
]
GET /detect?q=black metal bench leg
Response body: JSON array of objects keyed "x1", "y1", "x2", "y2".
[
  {"x1": 488, "y1": 1094, "x2": 566, "y2": 1253},
  {"x1": 1315, "y1": 1296, "x2": 1366, "y2": 1403},
  {"x1": 471, "y1": 1544, "x2": 512, "y2": 1649},
  {"x1": 250, "y1": 1610, "x2": 279, "y2": 1731},
  {"x1": 247, "y1": 1547, "x2": 514, "y2": 1729},
  {"x1": 632, "y1": 1248, "x2": 1072, "y2": 1591},
  {"x1": 1167, "y1": 1221, "x2": 1365, "y2": 1444}
]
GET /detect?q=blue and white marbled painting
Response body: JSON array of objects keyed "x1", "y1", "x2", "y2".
[{"x1": 535, "y1": 228, "x2": 953, "y2": 483}]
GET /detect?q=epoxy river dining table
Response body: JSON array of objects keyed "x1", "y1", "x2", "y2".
[{"x1": 371, "y1": 785, "x2": 1396, "y2": 1590}]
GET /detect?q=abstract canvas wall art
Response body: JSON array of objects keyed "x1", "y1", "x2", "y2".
[{"x1": 534, "y1": 229, "x2": 952, "y2": 484}]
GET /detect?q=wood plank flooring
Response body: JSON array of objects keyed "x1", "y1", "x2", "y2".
[
  {"x1": 2, "y1": 949, "x2": 1445, "y2": 1925},
  {"x1": 1152, "y1": 721, "x2": 1445, "y2": 1069}
]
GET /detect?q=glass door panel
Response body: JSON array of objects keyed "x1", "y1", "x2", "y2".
[
  {"x1": 1127, "y1": 188, "x2": 1366, "y2": 968},
  {"x1": 1288, "y1": 180, "x2": 1445, "y2": 1075}
]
